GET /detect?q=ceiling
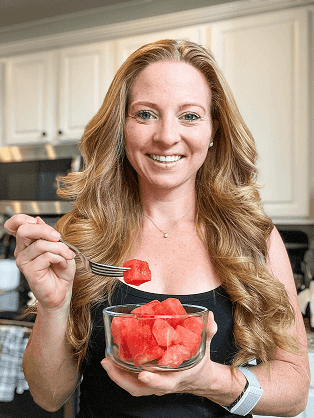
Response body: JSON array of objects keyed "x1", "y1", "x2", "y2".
[{"x1": 0, "y1": 0, "x2": 142, "y2": 28}]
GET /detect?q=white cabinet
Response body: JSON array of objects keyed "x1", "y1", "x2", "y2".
[
  {"x1": 58, "y1": 42, "x2": 114, "y2": 141},
  {"x1": 116, "y1": 26, "x2": 206, "y2": 68},
  {"x1": 3, "y1": 41, "x2": 115, "y2": 145},
  {"x1": 210, "y1": 8, "x2": 309, "y2": 219},
  {"x1": 4, "y1": 51, "x2": 57, "y2": 144},
  {"x1": 0, "y1": 61, "x2": 5, "y2": 147}
]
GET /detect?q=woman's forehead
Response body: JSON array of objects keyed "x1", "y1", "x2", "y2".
[{"x1": 128, "y1": 60, "x2": 211, "y2": 109}]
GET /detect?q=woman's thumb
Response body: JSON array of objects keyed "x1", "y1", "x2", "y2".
[{"x1": 206, "y1": 311, "x2": 218, "y2": 341}]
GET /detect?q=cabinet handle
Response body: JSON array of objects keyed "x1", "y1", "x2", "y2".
[
  {"x1": 42, "y1": 132, "x2": 47, "y2": 136},
  {"x1": 58, "y1": 130, "x2": 63, "y2": 135}
]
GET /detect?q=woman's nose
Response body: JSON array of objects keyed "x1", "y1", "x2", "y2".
[{"x1": 153, "y1": 117, "x2": 180, "y2": 147}]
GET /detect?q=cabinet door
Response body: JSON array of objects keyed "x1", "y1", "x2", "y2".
[
  {"x1": 116, "y1": 26, "x2": 205, "y2": 68},
  {"x1": 0, "y1": 62, "x2": 4, "y2": 147},
  {"x1": 58, "y1": 42, "x2": 115, "y2": 141},
  {"x1": 4, "y1": 51, "x2": 57, "y2": 144},
  {"x1": 210, "y1": 8, "x2": 309, "y2": 219}
]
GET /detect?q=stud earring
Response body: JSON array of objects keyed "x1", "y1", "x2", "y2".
[{"x1": 209, "y1": 142, "x2": 214, "y2": 148}]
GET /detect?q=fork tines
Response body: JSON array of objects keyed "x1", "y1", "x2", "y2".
[{"x1": 89, "y1": 261, "x2": 129, "y2": 277}]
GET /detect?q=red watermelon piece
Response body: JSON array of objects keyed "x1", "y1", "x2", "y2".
[
  {"x1": 152, "y1": 298, "x2": 187, "y2": 327},
  {"x1": 158, "y1": 344, "x2": 191, "y2": 368},
  {"x1": 123, "y1": 259, "x2": 151, "y2": 286},
  {"x1": 119, "y1": 340, "x2": 132, "y2": 361},
  {"x1": 131, "y1": 300, "x2": 160, "y2": 326},
  {"x1": 183, "y1": 316, "x2": 203, "y2": 335},
  {"x1": 172, "y1": 325, "x2": 201, "y2": 356},
  {"x1": 111, "y1": 316, "x2": 138, "y2": 346},
  {"x1": 152, "y1": 318, "x2": 177, "y2": 347},
  {"x1": 126, "y1": 324, "x2": 165, "y2": 366}
]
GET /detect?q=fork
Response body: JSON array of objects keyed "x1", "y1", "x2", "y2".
[{"x1": 59, "y1": 239, "x2": 130, "y2": 277}]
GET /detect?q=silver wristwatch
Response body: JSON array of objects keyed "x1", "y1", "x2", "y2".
[{"x1": 222, "y1": 366, "x2": 263, "y2": 415}]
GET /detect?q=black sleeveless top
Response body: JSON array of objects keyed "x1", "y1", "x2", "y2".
[{"x1": 77, "y1": 282, "x2": 252, "y2": 418}]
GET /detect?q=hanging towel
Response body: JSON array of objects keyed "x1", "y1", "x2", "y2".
[{"x1": 0, "y1": 326, "x2": 29, "y2": 402}]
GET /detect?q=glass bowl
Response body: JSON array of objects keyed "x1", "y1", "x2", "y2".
[{"x1": 103, "y1": 303, "x2": 208, "y2": 372}]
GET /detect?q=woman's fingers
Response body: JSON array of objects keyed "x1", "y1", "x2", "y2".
[
  {"x1": 137, "y1": 370, "x2": 178, "y2": 393},
  {"x1": 35, "y1": 216, "x2": 46, "y2": 225},
  {"x1": 22, "y1": 252, "x2": 73, "y2": 281},
  {"x1": 16, "y1": 241, "x2": 75, "y2": 288},
  {"x1": 17, "y1": 240, "x2": 75, "y2": 267},
  {"x1": 14, "y1": 222, "x2": 61, "y2": 256},
  {"x1": 207, "y1": 311, "x2": 218, "y2": 341},
  {"x1": 101, "y1": 360, "x2": 153, "y2": 397},
  {"x1": 4, "y1": 214, "x2": 37, "y2": 236}
]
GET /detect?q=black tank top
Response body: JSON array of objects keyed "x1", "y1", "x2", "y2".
[{"x1": 77, "y1": 282, "x2": 252, "y2": 418}]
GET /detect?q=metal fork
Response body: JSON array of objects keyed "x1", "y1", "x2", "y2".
[{"x1": 59, "y1": 239, "x2": 130, "y2": 277}]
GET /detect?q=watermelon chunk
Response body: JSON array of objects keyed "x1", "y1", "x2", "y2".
[
  {"x1": 111, "y1": 316, "x2": 138, "y2": 346},
  {"x1": 119, "y1": 340, "x2": 132, "y2": 361},
  {"x1": 183, "y1": 316, "x2": 203, "y2": 335},
  {"x1": 172, "y1": 325, "x2": 201, "y2": 356},
  {"x1": 123, "y1": 259, "x2": 151, "y2": 286},
  {"x1": 126, "y1": 324, "x2": 165, "y2": 366},
  {"x1": 152, "y1": 318, "x2": 177, "y2": 347},
  {"x1": 153, "y1": 298, "x2": 187, "y2": 327},
  {"x1": 158, "y1": 344, "x2": 191, "y2": 368},
  {"x1": 131, "y1": 300, "x2": 160, "y2": 326}
]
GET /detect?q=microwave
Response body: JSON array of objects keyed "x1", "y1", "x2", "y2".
[{"x1": 0, "y1": 143, "x2": 82, "y2": 216}]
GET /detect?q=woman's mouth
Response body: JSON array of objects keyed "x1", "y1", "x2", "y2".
[{"x1": 147, "y1": 154, "x2": 183, "y2": 163}]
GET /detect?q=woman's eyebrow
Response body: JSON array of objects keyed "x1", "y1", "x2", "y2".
[
  {"x1": 129, "y1": 101, "x2": 208, "y2": 112},
  {"x1": 129, "y1": 101, "x2": 158, "y2": 109},
  {"x1": 178, "y1": 102, "x2": 207, "y2": 112}
]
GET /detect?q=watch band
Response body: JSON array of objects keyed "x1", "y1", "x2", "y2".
[{"x1": 221, "y1": 366, "x2": 263, "y2": 415}]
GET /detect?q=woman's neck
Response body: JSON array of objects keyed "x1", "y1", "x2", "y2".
[{"x1": 139, "y1": 183, "x2": 197, "y2": 221}]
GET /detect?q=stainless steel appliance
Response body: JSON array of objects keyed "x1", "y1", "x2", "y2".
[
  {"x1": 278, "y1": 229, "x2": 309, "y2": 290},
  {"x1": 0, "y1": 143, "x2": 81, "y2": 216}
]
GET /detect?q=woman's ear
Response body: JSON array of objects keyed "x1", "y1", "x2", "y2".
[
  {"x1": 211, "y1": 119, "x2": 219, "y2": 140},
  {"x1": 209, "y1": 119, "x2": 219, "y2": 148}
]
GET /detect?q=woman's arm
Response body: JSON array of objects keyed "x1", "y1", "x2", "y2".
[
  {"x1": 23, "y1": 303, "x2": 81, "y2": 412},
  {"x1": 101, "y1": 227, "x2": 310, "y2": 416},
  {"x1": 5, "y1": 215, "x2": 80, "y2": 412},
  {"x1": 247, "y1": 226, "x2": 310, "y2": 415}
]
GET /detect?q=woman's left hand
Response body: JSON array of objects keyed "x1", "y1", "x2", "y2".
[{"x1": 100, "y1": 311, "x2": 217, "y2": 397}]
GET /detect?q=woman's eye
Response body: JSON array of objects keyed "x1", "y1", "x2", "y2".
[
  {"x1": 135, "y1": 110, "x2": 155, "y2": 120},
  {"x1": 181, "y1": 113, "x2": 200, "y2": 122}
]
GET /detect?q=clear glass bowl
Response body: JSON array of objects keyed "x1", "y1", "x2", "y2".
[{"x1": 103, "y1": 303, "x2": 208, "y2": 372}]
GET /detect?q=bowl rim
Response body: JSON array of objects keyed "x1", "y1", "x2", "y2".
[{"x1": 103, "y1": 303, "x2": 208, "y2": 318}]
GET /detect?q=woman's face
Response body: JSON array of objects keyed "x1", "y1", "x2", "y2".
[{"x1": 125, "y1": 60, "x2": 213, "y2": 193}]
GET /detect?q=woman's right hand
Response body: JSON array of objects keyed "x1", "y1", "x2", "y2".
[{"x1": 4, "y1": 214, "x2": 76, "y2": 313}]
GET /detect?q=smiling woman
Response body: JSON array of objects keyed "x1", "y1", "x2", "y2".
[{"x1": 4, "y1": 39, "x2": 310, "y2": 418}]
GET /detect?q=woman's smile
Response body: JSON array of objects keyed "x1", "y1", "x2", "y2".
[{"x1": 147, "y1": 154, "x2": 183, "y2": 163}]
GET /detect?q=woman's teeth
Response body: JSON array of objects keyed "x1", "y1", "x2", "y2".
[{"x1": 149, "y1": 155, "x2": 182, "y2": 163}]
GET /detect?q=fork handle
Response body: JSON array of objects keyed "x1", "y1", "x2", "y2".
[
  {"x1": 59, "y1": 238, "x2": 79, "y2": 254},
  {"x1": 59, "y1": 239, "x2": 90, "y2": 271}
]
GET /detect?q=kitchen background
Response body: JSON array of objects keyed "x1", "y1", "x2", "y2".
[{"x1": 0, "y1": 0, "x2": 314, "y2": 417}]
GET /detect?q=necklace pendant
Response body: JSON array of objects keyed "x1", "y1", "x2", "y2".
[{"x1": 164, "y1": 233, "x2": 168, "y2": 238}]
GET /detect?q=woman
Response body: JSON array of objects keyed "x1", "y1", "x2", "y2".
[{"x1": 5, "y1": 40, "x2": 310, "y2": 417}]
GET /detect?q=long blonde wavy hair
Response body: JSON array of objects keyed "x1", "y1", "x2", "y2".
[{"x1": 55, "y1": 39, "x2": 298, "y2": 369}]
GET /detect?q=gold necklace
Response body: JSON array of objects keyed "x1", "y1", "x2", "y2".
[{"x1": 144, "y1": 209, "x2": 192, "y2": 238}]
